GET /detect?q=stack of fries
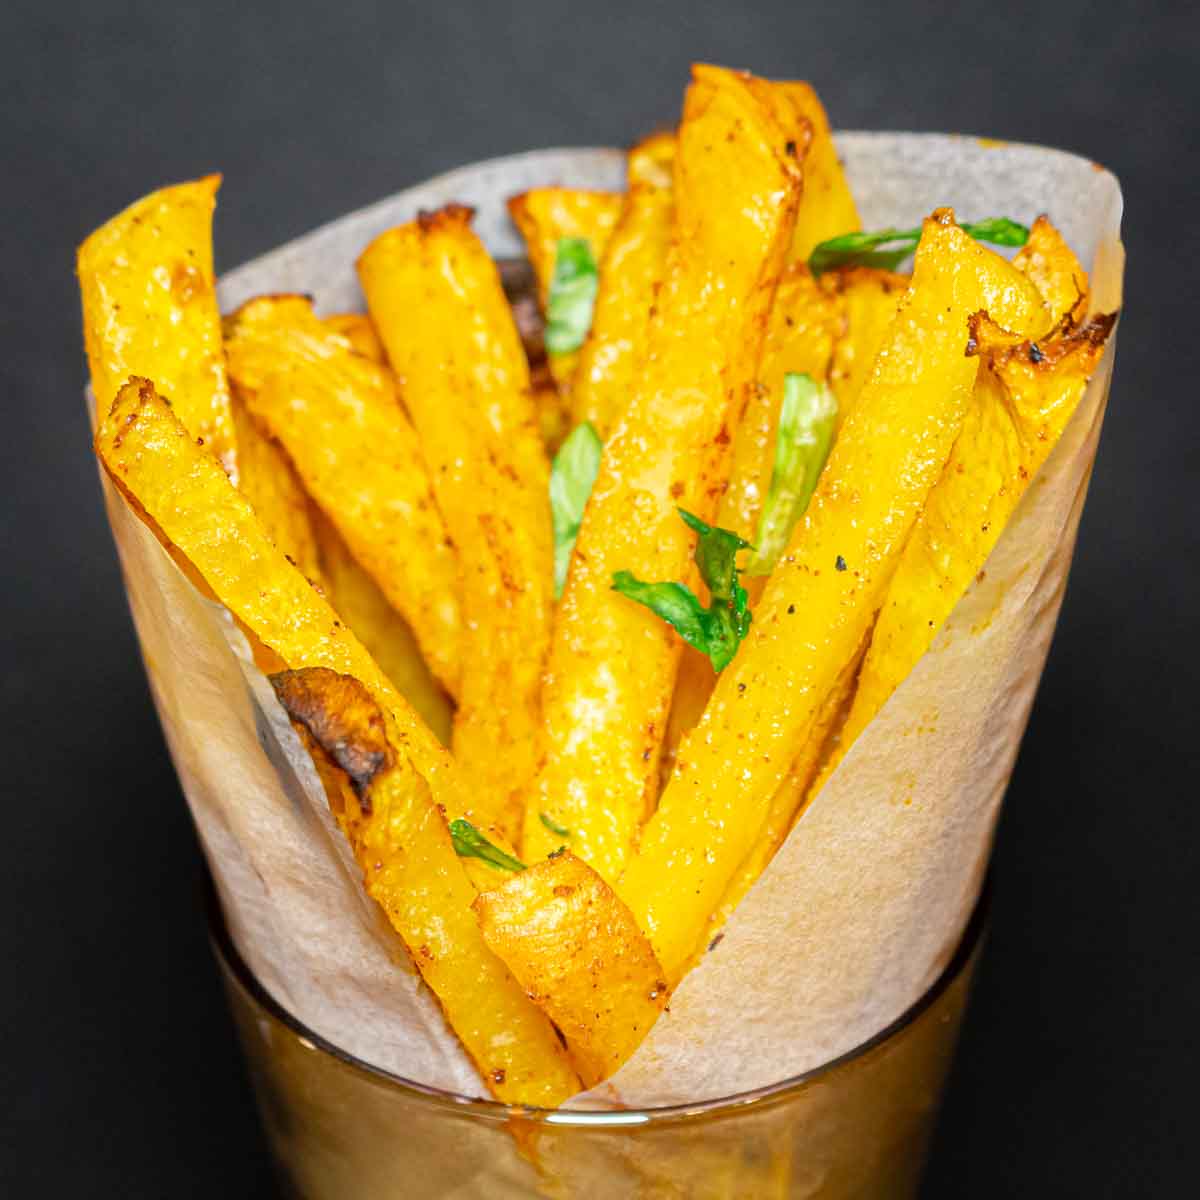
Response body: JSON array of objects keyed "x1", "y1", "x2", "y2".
[{"x1": 79, "y1": 63, "x2": 1116, "y2": 1106}]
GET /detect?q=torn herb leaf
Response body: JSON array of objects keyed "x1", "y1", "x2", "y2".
[
  {"x1": 544, "y1": 237, "x2": 599, "y2": 354},
  {"x1": 808, "y1": 216, "x2": 1030, "y2": 276},
  {"x1": 448, "y1": 819, "x2": 526, "y2": 872},
  {"x1": 748, "y1": 373, "x2": 838, "y2": 575},
  {"x1": 612, "y1": 509, "x2": 752, "y2": 672},
  {"x1": 550, "y1": 421, "x2": 603, "y2": 597}
]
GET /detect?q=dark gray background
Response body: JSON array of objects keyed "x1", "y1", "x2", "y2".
[{"x1": 4, "y1": 0, "x2": 1198, "y2": 1194}]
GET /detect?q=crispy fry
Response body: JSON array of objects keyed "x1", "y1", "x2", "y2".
[
  {"x1": 618, "y1": 212, "x2": 1053, "y2": 980},
  {"x1": 627, "y1": 130, "x2": 676, "y2": 187},
  {"x1": 473, "y1": 850, "x2": 669, "y2": 1088},
  {"x1": 570, "y1": 182, "x2": 673, "y2": 435},
  {"x1": 273, "y1": 668, "x2": 580, "y2": 1106},
  {"x1": 78, "y1": 175, "x2": 237, "y2": 475},
  {"x1": 822, "y1": 267, "x2": 911, "y2": 421},
  {"x1": 508, "y1": 187, "x2": 624, "y2": 392},
  {"x1": 524, "y1": 65, "x2": 804, "y2": 882},
  {"x1": 311, "y1": 509, "x2": 453, "y2": 745},
  {"x1": 1013, "y1": 214, "x2": 1090, "y2": 329},
  {"x1": 223, "y1": 295, "x2": 463, "y2": 697},
  {"x1": 324, "y1": 312, "x2": 387, "y2": 362},
  {"x1": 358, "y1": 206, "x2": 554, "y2": 843},
  {"x1": 814, "y1": 310, "x2": 1117, "y2": 793},
  {"x1": 228, "y1": 394, "x2": 323, "y2": 584}
]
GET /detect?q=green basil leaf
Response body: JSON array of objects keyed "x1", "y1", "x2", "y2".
[
  {"x1": 544, "y1": 237, "x2": 599, "y2": 355},
  {"x1": 678, "y1": 508, "x2": 752, "y2": 607},
  {"x1": 748, "y1": 373, "x2": 838, "y2": 575},
  {"x1": 961, "y1": 217, "x2": 1030, "y2": 247},
  {"x1": 448, "y1": 819, "x2": 526, "y2": 872},
  {"x1": 550, "y1": 421, "x2": 603, "y2": 597},
  {"x1": 612, "y1": 512, "x2": 754, "y2": 672},
  {"x1": 808, "y1": 217, "x2": 1030, "y2": 276},
  {"x1": 612, "y1": 572, "x2": 711, "y2": 650}
]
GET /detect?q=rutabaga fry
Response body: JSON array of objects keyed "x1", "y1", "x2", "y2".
[
  {"x1": 822, "y1": 267, "x2": 911, "y2": 421},
  {"x1": 358, "y1": 206, "x2": 555, "y2": 844},
  {"x1": 524, "y1": 64, "x2": 804, "y2": 882},
  {"x1": 570, "y1": 182, "x2": 673, "y2": 435},
  {"x1": 508, "y1": 187, "x2": 624, "y2": 308},
  {"x1": 617, "y1": 212, "x2": 1054, "y2": 981},
  {"x1": 775, "y1": 81, "x2": 862, "y2": 261},
  {"x1": 1013, "y1": 214, "x2": 1090, "y2": 330},
  {"x1": 223, "y1": 296, "x2": 464, "y2": 697},
  {"x1": 272, "y1": 668, "x2": 581, "y2": 1107},
  {"x1": 93, "y1": 377, "x2": 494, "y2": 842},
  {"x1": 473, "y1": 850, "x2": 669, "y2": 1088},
  {"x1": 78, "y1": 175, "x2": 237, "y2": 475},
  {"x1": 627, "y1": 129, "x2": 676, "y2": 188},
  {"x1": 814, "y1": 309, "x2": 1117, "y2": 793},
  {"x1": 323, "y1": 312, "x2": 387, "y2": 362},
  {"x1": 311, "y1": 508, "x2": 453, "y2": 745},
  {"x1": 703, "y1": 636, "x2": 867, "y2": 943},
  {"x1": 508, "y1": 187, "x2": 624, "y2": 392},
  {"x1": 228, "y1": 393, "x2": 324, "y2": 584}
]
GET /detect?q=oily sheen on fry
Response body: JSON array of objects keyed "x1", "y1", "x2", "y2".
[
  {"x1": 617, "y1": 213, "x2": 1055, "y2": 982},
  {"x1": 524, "y1": 64, "x2": 805, "y2": 882}
]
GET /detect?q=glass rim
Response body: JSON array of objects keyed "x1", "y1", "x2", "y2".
[{"x1": 207, "y1": 872, "x2": 989, "y2": 1126}]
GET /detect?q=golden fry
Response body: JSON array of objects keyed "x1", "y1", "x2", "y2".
[
  {"x1": 78, "y1": 175, "x2": 237, "y2": 474},
  {"x1": 720, "y1": 264, "x2": 844, "y2": 543},
  {"x1": 358, "y1": 206, "x2": 554, "y2": 844},
  {"x1": 776, "y1": 81, "x2": 861, "y2": 260},
  {"x1": 704, "y1": 639, "x2": 865, "y2": 941},
  {"x1": 311, "y1": 509, "x2": 453, "y2": 745},
  {"x1": 627, "y1": 129, "x2": 676, "y2": 187},
  {"x1": 1013, "y1": 214, "x2": 1090, "y2": 329},
  {"x1": 822, "y1": 267, "x2": 911, "y2": 421},
  {"x1": 324, "y1": 312, "x2": 387, "y2": 362},
  {"x1": 508, "y1": 187, "x2": 624, "y2": 391},
  {"x1": 508, "y1": 187, "x2": 624, "y2": 306},
  {"x1": 224, "y1": 296, "x2": 463, "y2": 697},
  {"x1": 618, "y1": 213, "x2": 1053, "y2": 981},
  {"x1": 273, "y1": 668, "x2": 580, "y2": 1107},
  {"x1": 474, "y1": 851, "x2": 669, "y2": 1088},
  {"x1": 525, "y1": 64, "x2": 804, "y2": 882},
  {"x1": 816, "y1": 309, "x2": 1117, "y2": 790},
  {"x1": 228, "y1": 394, "x2": 323, "y2": 584},
  {"x1": 570, "y1": 182, "x2": 673, "y2": 435}
]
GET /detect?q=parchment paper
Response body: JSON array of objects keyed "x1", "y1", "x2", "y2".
[{"x1": 93, "y1": 135, "x2": 1123, "y2": 1106}]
